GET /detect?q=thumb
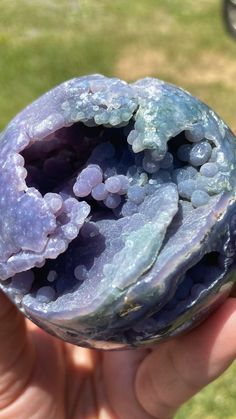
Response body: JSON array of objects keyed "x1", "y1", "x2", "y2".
[
  {"x1": 135, "y1": 298, "x2": 236, "y2": 418},
  {"x1": 0, "y1": 292, "x2": 34, "y2": 409}
]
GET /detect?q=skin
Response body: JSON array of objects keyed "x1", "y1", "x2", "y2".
[{"x1": 0, "y1": 293, "x2": 236, "y2": 418}]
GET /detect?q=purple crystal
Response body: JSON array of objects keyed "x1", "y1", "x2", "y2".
[{"x1": 0, "y1": 74, "x2": 235, "y2": 350}]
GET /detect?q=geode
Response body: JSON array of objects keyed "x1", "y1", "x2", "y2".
[{"x1": 0, "y1": 74, "x2": 236, "y2": 349}]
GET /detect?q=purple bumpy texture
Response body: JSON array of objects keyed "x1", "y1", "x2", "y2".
[{"x1": 0, "y1": 75, "x2": 236, "y2": 349}]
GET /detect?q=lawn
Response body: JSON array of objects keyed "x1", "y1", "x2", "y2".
[{"x1": 0, "y1": 0, "x2": 236, "y2": 417}]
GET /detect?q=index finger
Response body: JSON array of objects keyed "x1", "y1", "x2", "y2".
[{"x1": 0, "y1": 292, "x2": 34, "y2": 410}]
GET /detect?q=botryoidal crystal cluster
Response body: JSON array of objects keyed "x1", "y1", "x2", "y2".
[{"x1": 0, "y1": 75, "x2": 236, "y2": 349}]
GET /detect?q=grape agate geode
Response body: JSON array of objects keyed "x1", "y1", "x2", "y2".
[{"x1": 0, "y1": 74, "x2": 236, "y2": 349}]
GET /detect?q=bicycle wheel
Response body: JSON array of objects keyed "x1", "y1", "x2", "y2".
[{"x1": 223, "y1": 0, "x2": 236, "y2": 38}]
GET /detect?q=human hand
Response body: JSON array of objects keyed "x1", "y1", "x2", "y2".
[{"x1": 1, "y1": 292, "x2": 236, "y2": 419}]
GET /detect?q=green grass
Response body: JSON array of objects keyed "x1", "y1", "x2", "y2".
[
  {"x1": 1, "y1": 1, "x2": 236, "y2": 417},
  {"x1": 0, "y1": 0, "x2": 236, "y2": 128}
]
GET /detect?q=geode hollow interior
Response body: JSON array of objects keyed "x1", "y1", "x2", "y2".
[{"x1": 0, "y1": 74, "x2": 236, "y2": 349}]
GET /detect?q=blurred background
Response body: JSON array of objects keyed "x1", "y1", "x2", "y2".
[{"x1": 0, "y1": 0, "x2": 236, "y2": 417}]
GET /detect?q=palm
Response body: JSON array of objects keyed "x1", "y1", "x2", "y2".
[{"x1": 1, "y1": 293, "x2": 236, "y2": 419}]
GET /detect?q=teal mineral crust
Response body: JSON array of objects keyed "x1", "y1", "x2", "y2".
[{"x1": 0, "y1": 75, "x2": 236, "y2": 349}]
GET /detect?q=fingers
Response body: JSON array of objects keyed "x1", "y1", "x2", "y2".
[
  {"x1": 0, "y1": 292, "x2": 34, "y2": 409},
  {"x1": 103, "y1": 349, "x2": 155, "y2": 419},
  {"x1": 64, "y1": 344, "x2": 103, "y2": 418},
  {"x1": 135, "y1": 298, "x2": 236, "y2": 418}
]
